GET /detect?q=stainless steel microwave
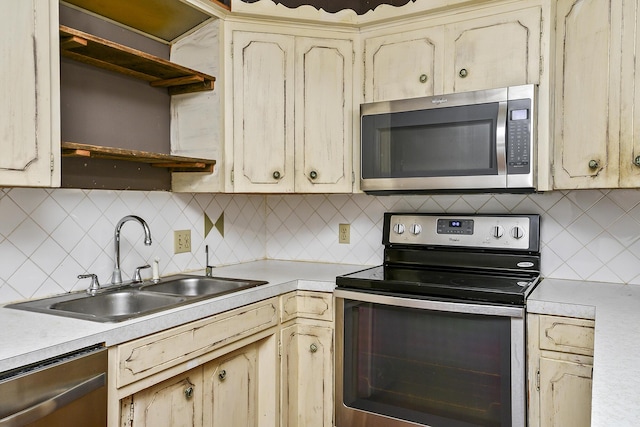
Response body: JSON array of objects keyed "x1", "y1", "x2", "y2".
[{"x1": 360, "y1": 85, "x2": 536, "y2": 194}]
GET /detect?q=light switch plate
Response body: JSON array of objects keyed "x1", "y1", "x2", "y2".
[{"x1": 174, "y1": 230, "x2": 191, "y2": 253}]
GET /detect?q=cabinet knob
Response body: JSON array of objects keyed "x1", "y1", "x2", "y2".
[
  {"x1": 309, "y1": 170, "x2": 318, "y2": 180},
  {"x1": 218, "y1": 369, "x2": 227, "y2": 381},
  {"x1": 634, "y1": 156, "x2": 640, "y2": 167},
  {"x1": 588, "y1": 160, "x2": 600, "y2": 170},
  {"x1": 184, "y1": 386, "x2": 194, "y2": 399},
  {"x1": 419, "y1": 74, "x2": 428, "y2": 83},
  {"x1": 273, "y1": 171, "x2": 281, "y2": 180},
  {"x1": 458, "y1": 68, "x2": 468, "y2": 78},
  {"x1": 310, "y1": 343, "x2": 318, "y2": 353}
]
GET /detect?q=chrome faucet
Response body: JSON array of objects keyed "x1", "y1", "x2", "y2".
[{"x1": 112, "y1": 215, "x2": 152, "y2": 285}]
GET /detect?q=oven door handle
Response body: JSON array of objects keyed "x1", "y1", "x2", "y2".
[
  {"x1": 0, "y1": 373, "x2": 106, "y2": 427},
  {"x1": 334, "y1": 289, "x2": 524, "y2": 318}
]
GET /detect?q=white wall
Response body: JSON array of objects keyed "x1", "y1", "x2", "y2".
[{"x1": 1, "y1": 187, "x2": 639, "y2": 304}]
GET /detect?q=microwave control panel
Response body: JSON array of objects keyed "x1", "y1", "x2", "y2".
[{"x1": 506, "y1": 98, "x2": 532, "y2": 175}]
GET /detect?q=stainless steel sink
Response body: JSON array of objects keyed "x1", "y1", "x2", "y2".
[
  {"x1": 50, "y1": 291, "x2": 187, "y2": 322},
  {"x1": 140, "y1": 276, "x2": 266, "y2": 297},
  {"x1": 6, "y1": 274, "x2": 268, "y2": 323}
]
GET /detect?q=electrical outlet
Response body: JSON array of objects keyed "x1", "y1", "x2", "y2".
[
  {"x1": 339, "y1": 223, "x2": 350, "y2": 244},
  {"x1": 174, "y1": 230, "x2": 191, "y2": 254}
]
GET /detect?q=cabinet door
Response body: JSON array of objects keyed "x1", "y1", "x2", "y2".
[
  {"x1": 363, "y1": 27, "x2": 443, "y2": 102},
  {"x1": 203, "y1": 343, "x2": 259, "y2": 427},
  {"x1": 281, "y1": 323, "x2": 333, "y2": 427},
  {"x1": 124, "y1": 368, "x2": 203, "y2": 427},
  {"x1": 294, "y1": 37, "x2": 353, "y2": 193},
  {"x1": 0, "y1": 0, "x2": 59, "y2": 187},
  {"x1": 445, "y1": 7, "x2": 541, "y2": 93},
  {"x1": 232, "y1": 31, "x2": 295, "y2": 192},
  {"x1": 553, "y1": 0, "x2": 623, "y2": 188},
  {"x1": 539, "y1": 357, "x2": 593, "y2": 427}
]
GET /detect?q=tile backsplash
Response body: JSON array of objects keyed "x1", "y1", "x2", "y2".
[{"x1": 1, "y1": 188, "x2": 640, "y2": 304}]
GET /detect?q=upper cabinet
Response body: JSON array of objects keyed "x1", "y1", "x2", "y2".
[
  {"x1": 363, "y1": 27, "x2": 443, "y2": 103},
  {"x1": 552, "y1": 0, "x2": 639, "y2": 189},
  {"x1": 0, "y1": 0, "x2": 60, "y2": 187},
  {"x1": 445, "y1": 7, "x2": 541, "y2": 94},
  {"x1": 363, "y1": 4, "x2": 542, "y2": 103},
  {"x1": 230, "y1": 25, "x2": 354, "y2": 193}
]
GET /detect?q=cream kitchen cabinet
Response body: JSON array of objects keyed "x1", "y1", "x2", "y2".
[
  {"x1": 111, "y1": 297, "x2": 279, "y2": 427},
  {"x1": 528, "y1": 314, "x2": 595, "y2": 427},
  {"x1": 363, "y1": 27, "x2": 444, "y2": 103},
  {"x1": 279, "y1": 291, "x2": 334, "y2": 427},
  {"x1": 552, "y1": 0, "x2": 640, "y2": 189},
  {"x1": 231, "y1": 28, "x2": 354, "y2": 193},
  {"x1": 362, "y1": 3, "x2": 542, "y2": 103},
  {"x1": 122, "y1": 367, "x2": 204, "y2": 427},
  {"x1": 0, "y1": 0, "x2": 60, "y2": 187}
]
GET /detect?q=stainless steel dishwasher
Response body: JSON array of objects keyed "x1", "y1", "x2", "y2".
[{"x1": 0, "y1": 344, "x2": 107, "y2": 427}]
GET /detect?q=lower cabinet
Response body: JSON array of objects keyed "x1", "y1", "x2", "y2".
[
  {"x1": 122, "y1": 367, "x2": 204, "y2": 427},
  {"x1": 528, "y1": 314, "x2": 595, "y2": 427},
  {"x1": 280, "y1": 291, "x2": 334, "y2": 427},
  {"x1": 110, "y1": 291, "x2": 334, "y2": 427}
]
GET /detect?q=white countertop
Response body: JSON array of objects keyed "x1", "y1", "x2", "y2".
[
  {"x1": 528, "y1": 278, "x2": 640, "y2": 427},
  {"x1": 3, "y1": 262, "x2": 639, "y2": 425},
  {"x1": 0, "y1": 260, "x2": 365, "y2": 372}
]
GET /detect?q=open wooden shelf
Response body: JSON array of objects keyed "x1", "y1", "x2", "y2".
[
  {"x1": 62, "y1": 142, "x2": 216, "y2": 173},
  {"x1": 60, "y1": 25, "x2": 216, "y2": 95}
]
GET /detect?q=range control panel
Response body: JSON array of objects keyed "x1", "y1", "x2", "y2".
[{"x1": 386, "y1": 214, "x2": 538, "y2": 250}]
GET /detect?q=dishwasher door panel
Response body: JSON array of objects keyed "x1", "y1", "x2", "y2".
[{"x1": 0, "y1": 345, "x2": 107, "y2": 427}]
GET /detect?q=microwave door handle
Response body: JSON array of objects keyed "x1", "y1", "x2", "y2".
[
  {"x1": 0, "y1": 373, "x2": 106, "y2": 427},
  {"x1": 496, "y1": 100, "x2": 508, "y2": 175}
]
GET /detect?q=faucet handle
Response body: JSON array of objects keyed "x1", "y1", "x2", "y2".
[
  {"x1": 133, "y1": 264, "x2": 151, "y2": 283},
  {"x1": 79, "y1": 274, "x2": 100, "y2": 295}
]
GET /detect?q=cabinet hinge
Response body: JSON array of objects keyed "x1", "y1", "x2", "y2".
[
  {"x1": 50, "y1": 153, "x2": 55, "y2": 172},
  {"x1": 231, "y1": 168, "x2": 234, "y2": 184},
  {"x1": 278, "y1": 340, "x2": 282, "y2": 358},
  {"x1": 352, "y1": 171, "x2": 355, "y2": 184},
  {"x1": 536, "y1": 368, "x2": 540, "y2": 391}
]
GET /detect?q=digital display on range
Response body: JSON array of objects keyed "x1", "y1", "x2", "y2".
[{"x1": 437, "y1": 218, "x2": 474, "y2": 235}]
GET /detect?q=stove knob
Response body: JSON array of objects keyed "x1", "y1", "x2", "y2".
[
  {"x1": 492, "y1": 225, "x2": 504, "y2": 238},
  {"x1": 511, "y1": 226, "x2": 525, "y2": 239},
  {"x1": 409, "y1": 224, "x2": 422, "y2": 235},
  {"x1": 393, "y1": 223, "x2": 406, "y2": 235}
]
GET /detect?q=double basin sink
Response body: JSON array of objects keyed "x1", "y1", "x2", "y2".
[{"x1": 7, "y1": 275, "x2": 268, "y2": 323}]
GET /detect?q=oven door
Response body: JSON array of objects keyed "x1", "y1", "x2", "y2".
[{"x1": 335, "y1": 289, "x2": 525, "y2": 427}]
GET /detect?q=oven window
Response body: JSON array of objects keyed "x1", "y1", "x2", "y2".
[
  {"x1": 361, "y1": 102, "x2": 499, "y2": 179},
  {"x1": 342, "y1": 299, "x2": 512, "y2": 426}
]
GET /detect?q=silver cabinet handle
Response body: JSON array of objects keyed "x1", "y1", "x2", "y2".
[
  {"x1": 218, "y1": 369, "x2": 227, "y2": 381},
  {"x1": 0, "y1": 373, "x2": 105, "y2": 427},
  {"x1": 310, "y1": 343, "x2": 318, "y2": 353},
  {"x1": 273, "y1": 171, "x2": 281, "y2": 180},
  {"x1": 419, "y1": 74, "x2": 428, "y2": 83},
  {"x1": 309, "y1": 170, "x2": 318, "y2": 180},
  {"x1": 588, "y1": 160, "x2": 600, "y2": 169},
  {"x1": 634, "y1": 156, "x2": 640, "y2": 167},
  {"x1": 458, "y1": 68, "x2": 468, "y2": 78}
]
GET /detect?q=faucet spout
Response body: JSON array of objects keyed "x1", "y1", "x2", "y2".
[{"x1": 112, "y1": 215, "x2": 152, "y2": 285}]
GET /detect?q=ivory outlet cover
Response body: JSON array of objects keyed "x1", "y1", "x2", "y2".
[{"x1": 174, "y1": 230, "x2": 191, "y2": 254}]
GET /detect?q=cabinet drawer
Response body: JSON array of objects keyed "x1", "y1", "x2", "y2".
[
  {"x1": 116, "y1": 298, "x2": 278, "y2": 387},
  {"x1": 539, "y1": 315, "x2": 595, "y2": 356},
  {"x1": 280, "y1": 291, "x2": 332, "y2": 323}
]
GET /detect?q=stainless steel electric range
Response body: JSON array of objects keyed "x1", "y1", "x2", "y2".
[{"x1": 335, "y1": 213, "x2": 541, "y2": 427}]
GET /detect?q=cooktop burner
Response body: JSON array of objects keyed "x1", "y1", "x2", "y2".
[
  {"x1": 336, "y1": 213, "x2": 542, "y2": 306},
  {"x1": 336, "y1": 265, "x2": 541, "y2": 305}
]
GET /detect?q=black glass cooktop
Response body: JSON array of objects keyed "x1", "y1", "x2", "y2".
[{"x1": 336, "y1": 265, "x2": 541, "y2": 305}]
